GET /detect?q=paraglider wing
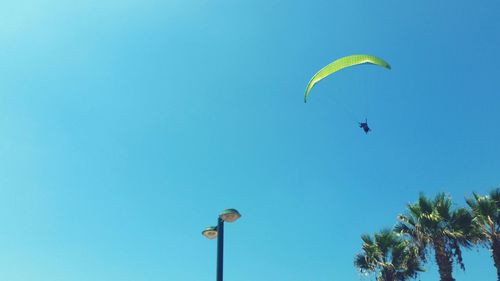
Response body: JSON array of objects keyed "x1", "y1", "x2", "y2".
[{"x1": 304, "y1": 54, "x2": 391, "y2": 103}]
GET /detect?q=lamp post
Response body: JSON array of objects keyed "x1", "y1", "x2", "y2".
[{"x1": 202, "y1": 208, "x2": 241, "y2": 281}]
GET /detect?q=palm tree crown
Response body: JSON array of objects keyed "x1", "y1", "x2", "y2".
[
  {"x1": 466, "y1": 188, "x2": 500, "y2": 280},
  {"x1": 395, "y1": 193, "x2": 475, "y2": 281},
  {"x1": 354, "y1": 229, "x2": 424, "y2": 281}
]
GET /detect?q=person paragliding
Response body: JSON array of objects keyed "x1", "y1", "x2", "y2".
[
  {"x1": 358, "y1": 118, "x2": 371, "y2": 134},
  {"x1": 303, "y1": 54, "x2": 390, "y2": 135}
]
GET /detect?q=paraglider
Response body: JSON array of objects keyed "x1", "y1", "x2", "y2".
[
  {"x1": 359, "y1": 119, "x2": 371, "y2": 134},
  {"x1": 304, "y1": 54, "x2": 391, "y2": 103},
  {"x1": 304, "y1": 54, "x2": 390, "y2": 134}
]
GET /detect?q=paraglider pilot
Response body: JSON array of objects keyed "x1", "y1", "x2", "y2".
[{"x1": 359, "y1": 119, "x2": 371, "y2": 134}]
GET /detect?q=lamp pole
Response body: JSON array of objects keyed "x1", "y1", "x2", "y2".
[
  {"x1": 202, "y1": 209, "x2": 241, "y2": 281},
  {"x1": 216, "y1": 218, "x2": 224, "y2": 281}
]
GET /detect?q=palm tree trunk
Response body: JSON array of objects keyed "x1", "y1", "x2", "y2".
[
  {"x1": 433, "y1": 238, "x2": 455, "y2": 281},
  {"x1": 380, "y1": 270, "x2": 395, "y2": 281},
  {"x1": 491, "y1": 237, "x2": 500, "y2": 281}
]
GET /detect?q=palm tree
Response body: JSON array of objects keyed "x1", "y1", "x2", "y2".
[
  {"x1": 395, "y1": 193, "x2": 475, "y2": 281},
  {"x1": 466, "y1": 188, "x2": 500, "y2": 280},
  {"x1": 354, "y1": 229, "x2": 424, "y2": 281}
]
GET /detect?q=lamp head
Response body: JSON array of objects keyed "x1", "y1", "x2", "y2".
[
  {"x1": 202, "y1": 226, "x2": 218, "y2": 239},
  {"x1": 219, "y1": 208, "x2": 241, "y2": 223}
]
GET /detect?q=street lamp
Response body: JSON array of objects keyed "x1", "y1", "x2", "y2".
[{"x1": 202, "y1": 208, "x2": 242, "y2": 281}]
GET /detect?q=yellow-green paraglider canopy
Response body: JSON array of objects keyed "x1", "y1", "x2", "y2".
[{"x1": 304, "y1": 54, "x2": 391, "y2": 103}]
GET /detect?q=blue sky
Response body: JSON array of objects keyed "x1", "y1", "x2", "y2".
[{"x1": 0, "y1": 0, "x2": 499, "y2": 280}]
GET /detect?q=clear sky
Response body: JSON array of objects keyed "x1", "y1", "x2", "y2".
[{"x1": 1, "y1": 0, "x2": 499, "y2": 280}]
